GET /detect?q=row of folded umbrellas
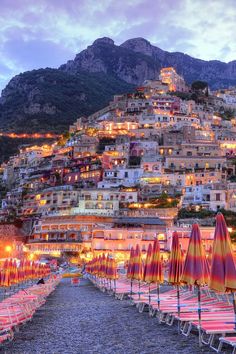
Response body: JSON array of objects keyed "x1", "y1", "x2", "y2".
[
  {"x1": 0, "y1": 259, "x2": 51, "y2": 287},
  {"x1": 127, "y1": 212, "x2": 236, "y2": 292},
  {"x1": 86, "y1": 254, "x2": 118, "y2": 280},
  {"x1": 87, "y1": 212, "x2": 236, "y2": 293}
]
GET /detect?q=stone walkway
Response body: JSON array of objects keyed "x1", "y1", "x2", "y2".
[{"x1": 2, "y1": 279, "x2": 217, "y2": 353}]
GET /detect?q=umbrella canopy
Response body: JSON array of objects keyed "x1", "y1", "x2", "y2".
[
  {"x1": 107, "y1": 257, "x2": 117, "y2": 280},
  {"x1": 181, "y1": 224, "x2": 209, "y2": 286},
  {"x1": 168, "y1": 231, "x2": 183, "y2": 285},
  {"x1": 143, "y1": 243, "x2": 153, "y2": 283},
  {"x1": 127, "y1": 247, "x2": 135, "y2": 279},
  {"x1": 210, "y1": 213, "x2": 236, "y2": 292},
  {"x1": 100, "y1": 254, "x2": 106, "y2": 278},
  {"x1": 133, "y1": 244, "x2": 143, "y2": 281},
  {"x1": 149, "y1": 238, "x2": 163, "y2": 284}
]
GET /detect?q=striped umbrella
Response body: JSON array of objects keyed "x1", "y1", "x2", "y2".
[
  {"x1": 149, "y1": 238, "x2": 163, "y2": 310},
  {"x1": 181, "y1": 224, "x2": 209, "y2": 346},
  {"x1": 210, "y1": 213, "x2": 236, "y2": 292},
  {"x1": 127, "y1": 247, "x2": 135, "y2": 295},
  {"x1": 143, "y1": 243, "x2": 153, "y2": 305},
  {"x1": 168, "y1": 231, "x2": 184, "y2": 332},
  {"x1": 133, "y1": 244, "x2": 143, "y2": 281},
  {"x1": 209, "y1": 213, "x2": 236, "y2": 328},
  {"x1": 133, "y1": 244, "x2": 143, "y2": 298}
]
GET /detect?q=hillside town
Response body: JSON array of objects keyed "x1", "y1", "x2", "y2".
[{"x1": 1, "y1": 67, "x2": 236, "y2": 264}]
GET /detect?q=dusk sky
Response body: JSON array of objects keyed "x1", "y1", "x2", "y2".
[{"x1": 0, "y1": 0, "x2": 235, "y2": 92}]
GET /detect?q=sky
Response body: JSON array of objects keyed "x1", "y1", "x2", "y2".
[{"x1": 0, "y1": 0, "x2": 235, "y2": 92}]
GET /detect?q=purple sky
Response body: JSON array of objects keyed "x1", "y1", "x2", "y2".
[{"x1": 0, "y1": 0, "x2": 235, "y2": 92}]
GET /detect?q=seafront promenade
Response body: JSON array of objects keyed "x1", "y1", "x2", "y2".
[{"x1": 2, "y1": 279, "x2": 214, "y2": 354}]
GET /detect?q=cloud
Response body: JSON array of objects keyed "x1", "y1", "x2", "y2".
[
  {"x1": 0, "y1": 0, "x2": 235, "y2": 91},
  {"x1": 3, "y1": 38, "x2": 74, "y2": 69}
]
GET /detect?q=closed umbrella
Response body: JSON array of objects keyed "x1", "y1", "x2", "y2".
[
  {"x1": 143, "y1": 243, "x2": 153, "y2": 305},
  {"x1": 168, "y1": 231, "x2": 183, "y2": 332},
  {"x1": 181, "y1": 224, "x2": 209, "y2": 345},
  {"x1": 127, "y1": 247, "x2": 135, "y2": 295},
  {"x1": 133, "y1": 244, "x2": 143, "y2": 299},
  {"x1": 149, "y1": 238, "x2": 163, "y2": 311},
  {"x1": 209, "y1": 213, "x2": 236, "y2": 328}
]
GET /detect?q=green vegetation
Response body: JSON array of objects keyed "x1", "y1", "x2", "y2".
[
  {"x1": 0, "y1": 136, "x2": 54, "y2": 163},
  {"x1": 0, "y1": 69, "x2": 134, "y2": 133},
  {"x1": 218, "y1": 107, "x2": 235, "y2": 121},
  {"x1": 178, "y1": 207, "x2": 236, "y2": 229},
  {"x1": 191, "y1": 81, "x2": 208, "y2": 91},
  {"x1": 178, "y1": 207, "x2": 215, "y2": 219}
]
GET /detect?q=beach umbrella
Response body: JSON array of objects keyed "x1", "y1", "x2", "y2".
[
  {"x1": 107, "y1": 256, "x2": 118, "y2": 291},
  {"x1": 149, "y1": 238, "x2": 163, "y2": 311},
  {"x1": 127, "y1": 247, "x2": 135, "y2": 295},
  {"x1": 209, "y1": 213, "x2": 236, "y2": 328},
  {"x1": 168, "y1": 231, "x2": 183, "y2": 332},
  {"x1": 143, "y1": 243, "x2": 153, "y2": 283},
  {"x1": 100, "y1": 253, "x2": 106, "y2": 279},
  {"x1": 133, "y1": 244, "x2": 143, "y2": 298},
  {"x1": 143, "y1": 243, "x2": 153, "y2": 305},
  {"x1": 2, "y1": 259, "x2": 10, "y2": 288},
  {"x1": 181, "y1": 224, "x2": 209, "y2": 345}
]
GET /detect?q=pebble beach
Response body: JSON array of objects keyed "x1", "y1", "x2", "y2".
[{"x1": 1, "y1": 279, "x2": 223, "y2": 354}]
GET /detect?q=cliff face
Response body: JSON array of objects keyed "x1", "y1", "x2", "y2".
[
  {"x1": 0, "y1": 36, "x2": 236, "y2": 133},
  {"x1": 60, "y1": 37, "x2": 236, "y2": 88}
]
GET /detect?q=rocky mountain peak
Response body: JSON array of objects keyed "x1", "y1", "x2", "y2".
[
  {"x1": 92, "y1": 37, "x2": 114, "y2": 46},
  {"x1": 120, "y1": 37, "x2": 153, "y2": 56}
]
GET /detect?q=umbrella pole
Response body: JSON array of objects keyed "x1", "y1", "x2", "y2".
[
  {"x1": 138, "y1": 281, "x2": 141, "y2": 300},
  {"x1": 197, "y1": 285, "x2": 202, "y2": 347},
  {"x1": 114, "y1": 279, "x2": 116, "y2": 294},
  {"x1": 148, "y1": 283, "x2": 151, "y2": 308},
  {"x1": 177, "y1": 285, "x2": 180, "y2": 334},
  {"x1": 157, "y1": 283, "x2": 160, "y2": 311},
  {"x1": 232, "y1": 291, "x2": 236, "y2": 330},
  {"x1": 130, "y1": 279, "x2": 133, "y2": 297}
]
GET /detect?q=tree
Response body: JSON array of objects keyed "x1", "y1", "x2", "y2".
[{"x1": 191, "y1": 81, "x2": 208, "y2": 91}]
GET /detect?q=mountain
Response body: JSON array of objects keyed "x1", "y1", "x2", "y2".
[
  {"x1": 60, "y1": 37, "x2": 236, "y2": 88},
  {"x1": 1, "y1": 37, "x2": 236, "y2": 134},
  {"x1": 0, "y1": 68, "x2": 134, "y2": 133}
]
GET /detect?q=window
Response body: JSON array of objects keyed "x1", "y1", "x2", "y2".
[
  {"x1": 124, "y1": 172, "x2": 128, "y2": 178},
  {"x1": 216, "y1": 193, "x2": 221, "y2": 201}
]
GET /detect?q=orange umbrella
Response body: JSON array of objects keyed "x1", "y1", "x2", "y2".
[
  {"x1": 149, "y1": 238, "x2": 163, "y2": 310},
  {"x1": 168, "y1": 231, "x2": 184, "y2": 332},
  {"x1": 181, "y1": 224, "x2": 209, "y2": 345}
]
